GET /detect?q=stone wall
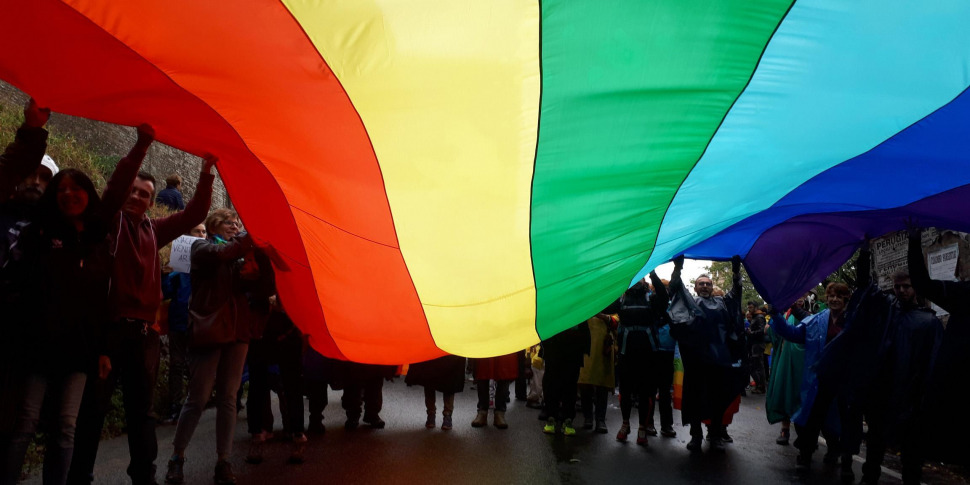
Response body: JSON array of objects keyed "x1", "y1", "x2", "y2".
[{"x1": 0, "y1": 81, "x2": 230, "y2": 208}]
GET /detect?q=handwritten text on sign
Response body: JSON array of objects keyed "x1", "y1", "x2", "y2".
[{"x1": 170, "y1": 235, "x2": 203, "y2": 273}]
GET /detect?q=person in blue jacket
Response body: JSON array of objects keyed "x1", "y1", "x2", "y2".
[
  {"x1": 161, "y1": 223, "x2": 207, "y2": 423},
  {"x1": 771, "y1": 281, "x2": 852, "y2": 473}
]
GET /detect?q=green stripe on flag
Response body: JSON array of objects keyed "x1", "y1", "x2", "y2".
[{"x1": 531, "y1": 0, "x2": 792, "y2": 338}]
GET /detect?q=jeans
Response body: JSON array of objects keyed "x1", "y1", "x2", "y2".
[
  {"x1": 69, "y1": 320, "x2": 160, "y2": 485},
  {"x1": 172, "y1": 342, "x2": 248, "y2": 459},
  {"x1": 247, "y1": 334, "x2": 304, "y2": 435},
  {"x1": 423, "y1": 388, "x2": 455, "y2": 416},
  {"x1": 476, "y1": 380, "x2": 510, "y2": 412},
  {"x1": 2, "y1": 372, "x2": 86, "y2": 485}
]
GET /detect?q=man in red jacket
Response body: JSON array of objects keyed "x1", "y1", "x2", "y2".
[{"x1": 69, "y1": 125, "x2": 216, "y2": 485}]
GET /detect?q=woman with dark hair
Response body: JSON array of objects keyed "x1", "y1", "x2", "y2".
[{"x1": 1, "y1": 169, "x2": 111, "y2": 485}]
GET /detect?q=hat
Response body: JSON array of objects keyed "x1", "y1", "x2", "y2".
[{"x1": 40, "y1": 154, "x2": 59, "y2": 176}]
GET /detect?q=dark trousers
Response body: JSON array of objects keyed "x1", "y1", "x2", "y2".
[
  {"x1": 682, "y1": 361, "x2": 735, "y2": 440},
  {"x1": 618, "y1": 358, "x2": 652, "y2": 425},
  {"x1": 341, "y1": 377, "x2": 383, "y2": 421},
  {"x1": 749, "y1": 354, "x2": 766, "y2": 389},
  {"x1": 579, "y1": 384, "x2": 608, "y2": 422},
  {"x1": 763, "y1": 354, "x2": 771, "y2": 382},
  {"x1": 69, "y1": 321, "x2": 160, "y2": 485},
  {"x1": 857, "y1": 406, "x2": 923, "y2": 484},
  {"x1": 793, "y1": 381, "x2": 843, "y2": 458},
  {"x1": 542, "y1": 364, "x2": 581, "y2": 423},
  {"x1": 246, "y1": 333, "x2": 304, "y2": 435},
  {"x1": 302, "y1": 348, "x2": 333, "y2": 426},
  {"x1": 475, "y1": 380, "x2": 510, "y2": 412},
  {"x1": 514, "y1": 377, "x2": 528, "y2": 400},
  {"x1": 307, "y1": 381, "x2": 329, "y2": 425},
  {"x1": 648, "y1": 351, "x2": 675, "y2": 429}
]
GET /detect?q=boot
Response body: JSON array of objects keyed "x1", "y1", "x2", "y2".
[
  {"x1": 471, "y1": 410, "x2": 488, "y2": 428},
  {"x1": 425, "y1": 413, "x2": 436, "y2": 429},
  {"x1": 441, "y1": 413, "x2": 453, "y2": 431},
  {"x1": 493, "y1": 411, "x2": 508, "y2": 429}
]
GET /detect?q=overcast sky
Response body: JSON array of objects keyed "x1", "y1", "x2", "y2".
[{"x1": 651, "y1": 258, "x2": 711, "y2": 284}]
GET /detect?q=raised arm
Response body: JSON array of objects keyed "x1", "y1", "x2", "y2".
[
  {"x1": 101, "y1": 125, "x2": 154, "y2": 217},
  {"x1": 0, "y1": 99, "x2": 49, "y2": 201},
  {"x1": 155, "y1": 156, "x2": 216, "y2": 246},
  {"x1": 907, "y1": 225, "x2": 969, "y2": 314},
  {"x1": 648, "y1": 270, "x2": 669, "y2": 312},
  {"x1": 856, "y1": 238, "x2": 872, "y2": 289},
  {"x1": 770, "y1": 309, "x2": 808, "y2": 344},
  {"x1": 190, "y1": 233, "x2": 254, "y2": 267}
]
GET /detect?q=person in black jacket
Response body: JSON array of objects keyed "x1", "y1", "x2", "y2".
[
  {"x1": 0, "y1": 98, "x2": 50, "y2": 460},
  {"x1": 836, "y1": 228, "x2": 942, "y2": 485},
  {"x1": 605, "y1": 271, "x2": 669, "y2": 445},
  {"x1": 540, "y1": 322, "x2": 591, "y2": 436},
  {"x1": 909, "y1": 224, "x2": 970, "y2": 472},
  {"x1": 1, "y1": 168, "x2": 111, "y2": 485},
  {"x1": 668, "y1": 255, "x2": 747, "y2": 453}
]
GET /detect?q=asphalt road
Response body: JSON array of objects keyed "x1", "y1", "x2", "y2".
[{"x1": 25, "y1": 380, "x2": 964, "y2": 484}]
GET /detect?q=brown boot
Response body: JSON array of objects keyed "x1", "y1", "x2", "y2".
[
  {"x1": 471, "y1": 410, "x2": 488, "y2": 428},
  {"x1": 493, "y1": 411, "x2": 508, "y2": 429}
]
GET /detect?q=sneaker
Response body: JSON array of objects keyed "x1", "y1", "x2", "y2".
[
  {"x1": 563, "y1": 419, "x2": 576, "y2": 436},
  {"x1": 687, "y1": 436, "x2": 703, "y2": 452},
  {"x1": 636, "y1": 427, "x2": 648, "y2": 446},
  {"x1": 796, "y1": 453, "x2": 812, "y2": 472},
  {"x1": 425, "y1": 414, "x2": 436, "y2": 429},
  {"x1": 616, "y1": 422, "x2": 631, "y2": 442},
  {"x1": 213, "y1": 459, "x2": 236, "y2": 485},
  {"x1": 441, "y1": 414, "x2": 453, "y2": 431},
  {"x1": 644, "y1": 425, "x2": 658, "y2": 437},
  {"x1": 582, "y1": 416, "x2": 594, "y2": 430},
  {"x1": 543, "y1": 418, "x2": 557, "y2": 434},
  {"x1": 164, "y1": 456, "x2": 184, "y2": 484},
  {"x1": 721, "y1": 429, "x2": 733, "y2": 443},
  {"x1": 776, "y1": 428, "x2": 790, "y2": 446},
  {"x1": 594, "y1": 420, "x2": 608, "y2": 434},
  {"x1": 363, "y1": 415, "x2": 385, "y2": 429},
  {"x1": 245, "y1": 433, "x2": 268, "y2": 464},
  {"x1": 288, "y1": 433, "x2": 308, "y2": 464},
  {"x1": 660, "y1": 427, "x2": 677, "y2": 438},
  {"x1": 711, "y1": 437, "x2": 727, "y2": 453}
]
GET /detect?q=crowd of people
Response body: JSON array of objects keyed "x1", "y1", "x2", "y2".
[{"x1": 1, "y1": 99, "x2": 969, "y2": 485}]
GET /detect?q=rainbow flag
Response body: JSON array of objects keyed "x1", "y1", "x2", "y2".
[{"x1": 3, "y1": 1, "x2": 970, "y2": 363}]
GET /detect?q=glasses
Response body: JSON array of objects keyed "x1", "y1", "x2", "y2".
[{"x1": 221, "y1": 220, "x2": 241, "y2": 228}]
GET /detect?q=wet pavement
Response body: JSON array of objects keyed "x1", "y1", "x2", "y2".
[{"x1": 26, "y1": 380, "x2": 966, "y2": 484}]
